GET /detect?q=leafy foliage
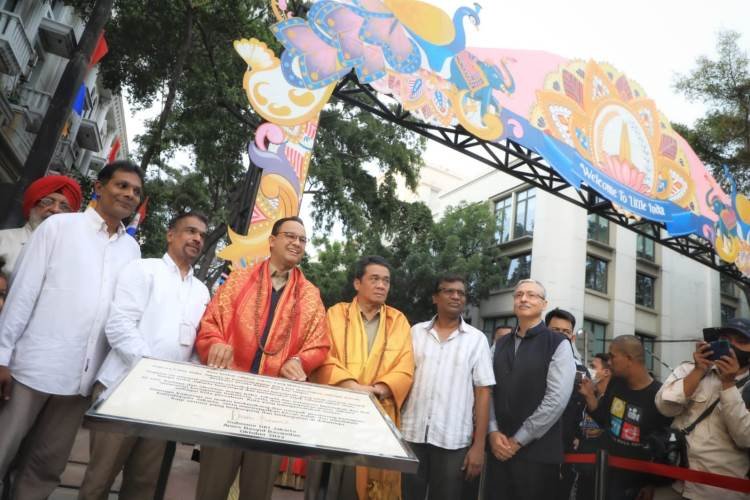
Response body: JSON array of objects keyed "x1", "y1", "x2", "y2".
[
  {"x1": 673, "y1": 30, "x2": 750, "y2": 190},
  {"x1": 71, "y1": 0, "x2": 425, "y2": 286},
  {"x1": 303, "y1": 202, "x2": 505, "y2": 323}
]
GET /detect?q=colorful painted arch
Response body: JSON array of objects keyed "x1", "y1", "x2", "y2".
[{"x1": 220, "y1": 0, "x2": 750, "y2": 281}]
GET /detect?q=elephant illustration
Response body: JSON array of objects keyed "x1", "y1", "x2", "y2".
[
  {"x1": 706, "y1": 175, "x2": 742, "y2": 262},
  {"x1": 449, "y1": 53, "x2": 515, "y2": 119}
]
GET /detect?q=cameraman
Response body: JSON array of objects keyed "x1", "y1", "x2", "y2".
[{"x1": 655, "y1": 318, "x2": 750, "y2": 500}]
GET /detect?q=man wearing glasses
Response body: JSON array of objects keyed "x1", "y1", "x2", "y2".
[
  {"x1": 0, "y1": 174, "x2": 82, "y2": 273},
  {"x1": 401, "y1": 274, "x2": 495, "y2": 500},
  {"x1": 486, "y1": 279, "x2": 576, "y2": 500},
  {"x1": 194, "y1": 216, "x2": 330, "y2": 500}
]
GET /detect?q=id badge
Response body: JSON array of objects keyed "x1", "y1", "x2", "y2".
[{"x1": 179, "y1": 322, "x2": 196, "y2": 346}]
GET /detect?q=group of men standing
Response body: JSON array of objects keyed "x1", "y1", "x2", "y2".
[{"x1": 0, "y1": 160, "x2": 748, "y2": 500}]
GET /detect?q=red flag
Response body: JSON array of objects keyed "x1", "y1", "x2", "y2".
[
  {"x1": 126, "y1": 197, "x2": 149, "y2": 238},
  {"x1": 89, "y1": 32, "x2": 109, "y2": 68},
  {"x1": 107, "y1": 137, "x2": 121, "y2": 163}
]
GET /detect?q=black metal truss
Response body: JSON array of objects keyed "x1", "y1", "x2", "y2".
[{"x1": 332, "y1": 72, "x2": 750, "y2": 286}]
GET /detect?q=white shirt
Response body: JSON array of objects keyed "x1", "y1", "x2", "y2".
[
  {"x1": 0, "y1": 208, "x2": 139, "y2": 396},
  {"x1": 96, "y1": 254, "x2": 210, "y2": 388},
  {"x1": 0, "y1": 223, "x2": 32, "y2": 273},
  {"x1": 401, "y1": 317, "x2": 495, "y2": 450},
  {"x1": 656, "y1": 362, "x2": 750, "y2": 500}
]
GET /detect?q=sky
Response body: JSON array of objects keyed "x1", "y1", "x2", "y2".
[
  {"x1": 424, "y1": 0, "x2": 750, "y2": 173},
  {"x1": 122, "y1": 0, "x2": 750, "y2": 196}
]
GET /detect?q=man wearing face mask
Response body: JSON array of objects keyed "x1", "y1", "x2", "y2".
[
  {"x1": 655, "y1": 318, "x2": 750, "y2": 500},
  {"x1": 575, "y1": 354, "x2": 611, "y2": 500}
]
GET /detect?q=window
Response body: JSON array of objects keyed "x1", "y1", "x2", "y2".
[
  {"x1": 587, "y1": 214, "x2": 609, "y2": 244},
  {"x1": 720, "y1": 275, "x2": 735, "y2": 296},
  {"x1": 585, "y1": 255, "x2": 608, "y2": 293},
  {"x1": 721, "y1": 304, "x2": 736, "y2": 324},
  {"x1": 483, "y1": 316, "x2": 517, "y2": 336},
  {"x1": 583, "y1": 319, "x2": 607, "y2": 357},
  {"x1": 514, "y1": 188, "x2": 535, "y2": 238},
  {"x1": 636, "y1": 333, "x2": 656, "y2": 371},
  {"x1": 635, "y1": 273, "x2": 656, "y2": 308},
  {"x1": 500, "y1": 253, "x2": 532, "y2": 288},
  {"x1": 494, "y1": 196, "x2": 512, "y2": 243},
  {"x1": 493, "y1": 188, "x2": 536, "y2": 243},
  {"x1": 636, "y1": 234, "x2": 655, "y2": 261}
]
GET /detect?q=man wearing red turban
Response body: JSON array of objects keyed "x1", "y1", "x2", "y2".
[{"x1": 0, "y1": 175, "x2": 82, "y2": 273}]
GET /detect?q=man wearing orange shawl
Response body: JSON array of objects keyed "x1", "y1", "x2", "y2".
[
  {"x1": 194, "y1": 216, "x2": 330, "y2": 500},
  {"x1": 307, "y1": 255, "x2": 414, "y2": 500}
]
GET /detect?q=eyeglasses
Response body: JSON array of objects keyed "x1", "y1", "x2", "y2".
[
  {"x1": 439, "y1": 287, "x2": 466, "y2": 298},
  {"x1": 37, "y1": 197, "x2": 72, "y2": 212},
  {"x1": 366, "y1": 276, "x2": 391, "y2": 285},
  {"x1": 277, "y1": 231, "x2": 308, "y2": 244},
  {"x1": 513, "y1": 291, "x2": 545, "y2": 301}
]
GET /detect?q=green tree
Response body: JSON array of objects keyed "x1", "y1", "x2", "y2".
[
  {"x1": 674, "y1": 30, "x2": 750, "y2": 305},
  {"x1": 303, "y1": 202, "x2": 505, "y2": 323},
  {"x1": 71, "y1": 0, "x2": 425, "y2": 286},
  {"x1": 673, "y1": 30, "x2": 750, "y2": 190}
]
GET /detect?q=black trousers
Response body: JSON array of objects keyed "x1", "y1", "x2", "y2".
[
  {"x1": 402, "y1": 443, "x2": 478, "y2": 500},
  {"x1": 485, "y1": 455, "x2": 559, "y2": 500}
]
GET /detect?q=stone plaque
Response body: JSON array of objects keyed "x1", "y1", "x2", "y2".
[{"x1": 85, "y1": 357, "x2": 418, "y2": 472}]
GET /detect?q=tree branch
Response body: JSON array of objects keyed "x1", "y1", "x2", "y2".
[{"x1": 139, "y1": 1, "x2": 194, "y2": 172}]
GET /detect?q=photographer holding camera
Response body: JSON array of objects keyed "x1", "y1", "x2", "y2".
[{"x1": 655, "y1": 318, "x2": 750, "y2": 500}]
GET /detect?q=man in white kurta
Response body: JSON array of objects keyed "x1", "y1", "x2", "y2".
[
  {"x1": 0, "y1": 161, "x2": 143, "y2": 499},
  {"x1": 78, "y1": 212, "x2": 210, "y2": 500}
]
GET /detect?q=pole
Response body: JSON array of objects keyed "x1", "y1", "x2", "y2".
[
  {"x1": 231, "y1": 161, "x2": 263, "y2": 234},
  {"x1": 579, "y1": 328, "x2": 588, "y2": 366},
  {"x1": 0, "y1": 0, "x2": 115, "y2": 227},
  {"x1": 153, "y1": 441, "x2": 176, "y2": 500},
  {"x1": 594, "y1": 448, "x2": 608, "y2": 500}
]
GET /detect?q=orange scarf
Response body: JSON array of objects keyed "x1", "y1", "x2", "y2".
[{"x1": 197, "y1": 259, "x2": 330, "y2": 377}]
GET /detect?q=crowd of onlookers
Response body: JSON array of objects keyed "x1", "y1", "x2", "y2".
[{"x1": 0, "y1": 164, "x2": 748, "y2": 500}]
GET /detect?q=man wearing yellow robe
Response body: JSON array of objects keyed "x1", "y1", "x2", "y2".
[{"x1": 307, "y1": 255, "x2": 415, "y2": 500}]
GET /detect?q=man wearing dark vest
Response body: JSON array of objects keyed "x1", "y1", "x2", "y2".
[{"x1": 485, "y1": 279, "x2": 576, "y2": 500}]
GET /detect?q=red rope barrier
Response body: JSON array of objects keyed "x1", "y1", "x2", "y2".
[
  {"x1": 564, "y1": 453, "x2": 750, "y2": 493},
  {"x1": 564, "y1": 453, "x2": 596, "y2": 464}
]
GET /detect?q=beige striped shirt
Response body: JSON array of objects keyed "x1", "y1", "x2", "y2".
[{"x1": 401, "y1": 316, "x2": 495, "y2": 449}]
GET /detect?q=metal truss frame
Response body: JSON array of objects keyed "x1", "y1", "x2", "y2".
[{"x1": 332, "y1": 72, "x2": 750, "y2": 286}]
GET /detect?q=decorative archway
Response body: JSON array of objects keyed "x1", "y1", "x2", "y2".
[{"x1": 219, "y1": 0, "x2": 750, "y2": 285}]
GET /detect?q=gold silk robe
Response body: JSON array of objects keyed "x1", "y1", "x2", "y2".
[{"x1": 313, "y1": 299, "x2": 415, "y2": 500}]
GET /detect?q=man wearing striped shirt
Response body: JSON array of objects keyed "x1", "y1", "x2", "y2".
[{"x1": 401, "y1": 274, "x2": 495, "y2": 500}]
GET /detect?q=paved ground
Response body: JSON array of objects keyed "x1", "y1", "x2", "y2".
[{"x1": 50, "y1": 428, "x2": 303, "y2": 499}]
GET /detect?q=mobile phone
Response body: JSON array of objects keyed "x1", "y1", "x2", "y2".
[
  {"x1": 708, "y1": 339, "x2": 731, "y2": 361},
  {"x1": 574, "y1": 369, "x2": 586, "y2": 388}
]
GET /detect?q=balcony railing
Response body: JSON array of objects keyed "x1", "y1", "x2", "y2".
[
  {"x1": 18, "y1": 85, "x2": 51, "y2": 112},
  {"x1": 0, "y1": 10, "x2": 34, "y2": 76}
]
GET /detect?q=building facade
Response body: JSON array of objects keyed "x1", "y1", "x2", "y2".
[
  {"x1": 422, "y1": 163, "x2": 749, "y2": 380},
  {"x1": 0, "y1": 0, "x2": 128, "y2": 184}
]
